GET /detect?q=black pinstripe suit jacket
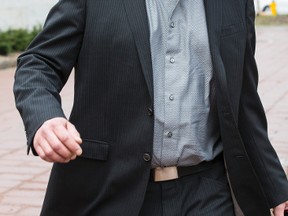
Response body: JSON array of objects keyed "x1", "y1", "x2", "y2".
[{"x1": 14, "y1": 0, "x2": 288, "y2": 215}]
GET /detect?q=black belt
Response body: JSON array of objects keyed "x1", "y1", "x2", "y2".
[{"x1": 150, "y1": 154, "x2": 224, "y2": 182}]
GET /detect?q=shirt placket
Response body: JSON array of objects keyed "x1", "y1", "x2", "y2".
[{"x1": 162, "y1": 1, "x2": 181, "y2": 166}]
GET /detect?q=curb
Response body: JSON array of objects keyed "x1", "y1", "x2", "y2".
[{"x1": 0, "y1": 53, "x2": 19, "y2": 70}]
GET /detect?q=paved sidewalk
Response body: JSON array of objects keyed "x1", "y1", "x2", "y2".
[{"x1": 0, "y1": 26, "x2": 288, "y2": 215}]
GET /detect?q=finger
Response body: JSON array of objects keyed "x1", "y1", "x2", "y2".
[
  {"x1": 44, "y1": 129, "x2": 76, "y2": 159},
  {"x1": 34, "y1": 130, "x2": 53, "y2": 162},
  {"x1": 66, "y1": 122, "x2": 82, "y2": 157},
  {"x1": 39, "y1": 139, "x2": 70, "y2": 163},
  {"x1": 34, "y1": 142, "x2": 53, "y2": 163},
  {"x1": 66, "y1": 122, "x2": 82, "y2": 144},
  {"x1": 37, "y1": 120, "x2": 76, "y2": 160},
  {"x1": 53, "y1": 124, "x2": 82, "y2": 156}
]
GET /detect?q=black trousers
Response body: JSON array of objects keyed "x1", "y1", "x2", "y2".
[{"x1": 139, "y1": 158, "x2": 235, "y2": 216}]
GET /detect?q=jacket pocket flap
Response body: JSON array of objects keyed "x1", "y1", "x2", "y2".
[
  {"x1": 221, "y1": 23, "x2": 244, "y2": 37},
  {"x1": 80, "y1": 139, "x2": 109, "y2": 160}
]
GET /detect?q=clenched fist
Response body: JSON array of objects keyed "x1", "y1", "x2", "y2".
[{"x1": 33, "y1": 117, "x2": 82, "y2": 163}]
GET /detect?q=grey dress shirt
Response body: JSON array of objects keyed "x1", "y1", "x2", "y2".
[{"x1": 145, "y1": 0, "x2": 223, "y2": 167}]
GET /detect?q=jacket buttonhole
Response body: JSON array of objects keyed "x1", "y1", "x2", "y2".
[{"x1": 235, "y1": 155, "x2": 245, "y2": 158}]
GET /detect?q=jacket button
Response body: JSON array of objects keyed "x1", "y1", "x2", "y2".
[
  {"x1": 147, "y1": 107, "x2": 153, "y2": 116},
  {"x1": 143, "y1": 153, "x2": 151, "y2": 162}
]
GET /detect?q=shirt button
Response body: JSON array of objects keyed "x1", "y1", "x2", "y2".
[
  {"x1": 169, "y1": 94, "x2": 174, "y2": 101},
  {"x1": 147, "y1": 107, "x2": 153, "y2": 116},
  {"x1": 170, "y1": 57, "x2": 175, "y2": 63},
  {"x1": 167, "y1": 132, "x2": 173, "y2": 138},
  {"x1": 170, "y1": 22, "x2": 175, "y2": 28},
  {"x1": 143, "y1": 153, "x2": 151, "y2": 162}
]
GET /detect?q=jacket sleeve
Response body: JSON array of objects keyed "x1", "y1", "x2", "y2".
[
  {"x1": 13, "y1": 0, "x2": 86, "y2": 155},
  {"x1": 238, "y1": 0, "x2": 288, "y2": 208}
]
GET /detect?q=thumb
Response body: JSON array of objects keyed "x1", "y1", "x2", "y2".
[
  {"x1": 273, "y1": 202, "x2": 286, "y2": 216},
  {"x1": 66, "y1": 121, "x2": 82, "y2": 144}
]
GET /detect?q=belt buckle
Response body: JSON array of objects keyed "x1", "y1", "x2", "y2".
[{"x1": 153, "y1": 166, "x2": 179, "y2": 182}]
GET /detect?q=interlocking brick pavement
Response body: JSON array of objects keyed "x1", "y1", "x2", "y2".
[
  {"x1": 0, "y1": 26, "x2": 288, "y2": 215},
  {"x1": 256, "y1": 26, "x2": 288, "y2": 174},
  {"x1": 0, "y1": 66, "x2": 73, "y2": 215}
]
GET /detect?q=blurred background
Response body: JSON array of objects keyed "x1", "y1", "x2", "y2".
[
  {"x1": 0, "y1": 0, "x2": 57, "y2": 30},
  {"x1": 256, "y1": 0, "x2": 288, "y2": 15},
  {"x1": 0, "y1": 1, "x2": 287, "y2": 215}
]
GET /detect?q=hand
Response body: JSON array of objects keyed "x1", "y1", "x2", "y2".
[
  {"x1": 33, "y1": 117, "x2": 82, "y2": 163},
  {"x1": 273, "y1": 200, "x2": 288, "y2": 216}
]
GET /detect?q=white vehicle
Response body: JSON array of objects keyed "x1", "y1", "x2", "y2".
[{"x1": 255, "y1": 0, "x2": 288, "y2": 15}]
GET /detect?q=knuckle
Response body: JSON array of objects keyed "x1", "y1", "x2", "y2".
[
  {"x1": 69, "y1": 123, "x2": 76, "y2": 129},
  {"x1": 60, "y1": 135, "x2": 68, "y2": 142},
  {"x1": 48, "y1": 119, "x2": 58, "y2": 126},
  {"x1": 68, "y1": 144, "x2": 78, "y2": 153},
  {"x1": 51, "y1": 142, "x2": 62, "y2": 151},
  {"x1": 42, "y1": 121, "x2": 51, "y2": 129},
  {"x1": 45, "y1": 149, "x2": 54, "y2": 157},
  {"x1": 40, "y1": 126, "x2": 50, "y2": 137},
  {"x1": 60, "y1": 134, "x2": 70, "y2": 143},
  {"x1": 47, "y1": 118, "x2": 63, "y2": 129},
  {"x1": 60, "y1": 151, "x2": 71, "y2": 159},
  {"x1": 50, "y1": 156, "x2": 61, "y2": 163},
  {"x1": 63, "y1": 134, "x2": 69, "y2": 141},
  {"x1": 41, "y1": 127, "x2": 48, "y2": 136},
  {"x1": 39, "y1": 152, "x2": 46, "y2": 159}
]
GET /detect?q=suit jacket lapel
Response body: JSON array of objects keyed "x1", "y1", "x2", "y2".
[
  {"x1": 204, "y1": 0, "x2": 232, "y2": 112},
  {"x1": 204, "y1": 0, "x2": 222, "y2": 50},
  {"x1": 122, "y1": 0, "x2": 154, "y2": 101},
  {"x1": 204, "y1": 0, "x2": 223, "y2": 80},
  {"x1": 122, "y1": 0, "x2": 225, "y2": 104}
]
